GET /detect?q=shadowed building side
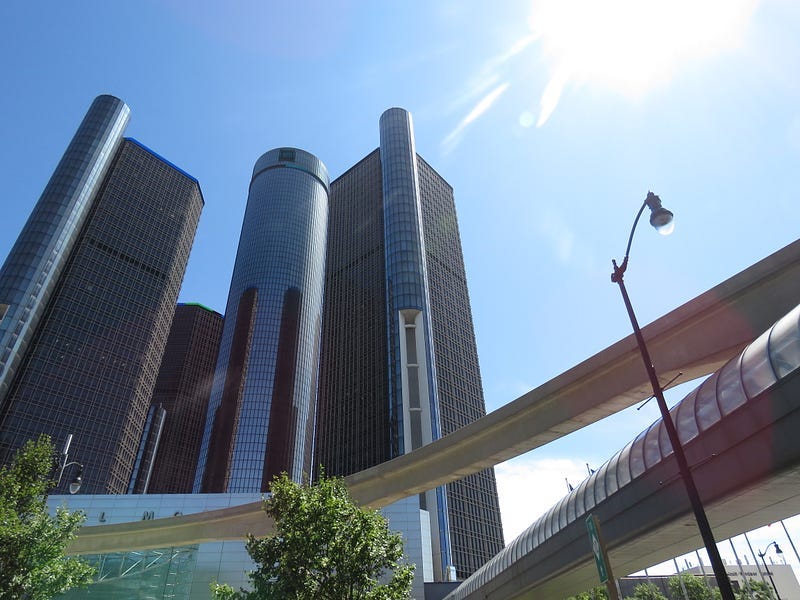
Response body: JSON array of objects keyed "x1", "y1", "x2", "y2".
[
  {"x1": 201, "y1": 289, "x2": 258, "y2": 493},
  {"x1": 417, "y1": 155, "x2": 505, "y2": 577},
  {"x1": 317, "y1": 149, "x2": 391, "y2": 475},
  {"x1": 134, "y1": 303, "x2": 223, "y2": 494},
  {"x1": 0, "y1": 130, "x2": 203, "y2": 494}
]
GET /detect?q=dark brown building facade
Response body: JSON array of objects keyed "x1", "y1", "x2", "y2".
[
  {"x1": 0, "y1": 97, "x2": 203, "y2": 494},
  {"x1": 142, "y1": 303, "x2": 223, "y2": 494},
  {"x1": 315, "y1": 108, "x2": 504, "y2": 580}
]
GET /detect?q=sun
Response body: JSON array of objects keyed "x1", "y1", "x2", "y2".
[{"x1": 528, "y1": 0, "x2": 759, "y2": 125}]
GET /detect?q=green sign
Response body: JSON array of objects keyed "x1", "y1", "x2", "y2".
[{"x1": 586, "y1": 514, "x2": 609, "y2": 583}]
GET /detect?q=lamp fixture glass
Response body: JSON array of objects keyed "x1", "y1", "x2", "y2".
[
  {"x1": 68, "y1": 465, "x2": 83, "y2": 494},
  {"x1": 649, "y1": 208, "x2": 674, "y2": 235},
  {"x1": 644, "y1": 192, "x2": 675, "y2": 236}
]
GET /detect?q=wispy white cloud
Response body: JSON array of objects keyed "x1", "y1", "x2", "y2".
[
  {"x1": 492, "y1": 34, "x2": 537, "y2": 70},
  {"x1": 446, "y1": 33, "x2": 536, "y2": 114},
  {"x1": 439, "y1": 34, "x2": 537, "y2": 152},
  {"x1": 536, "y1": 64, "x2": 572, "y2": 127},
  {"x1": 441, "y1": 82, "x2": 510, "y2": 154}
]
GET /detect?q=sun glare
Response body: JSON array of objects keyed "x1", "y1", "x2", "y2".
[{"x1": 529, "y1": 0, "x2": 758, "y2": 125}]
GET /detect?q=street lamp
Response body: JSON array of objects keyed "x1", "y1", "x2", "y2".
[
  {"x1": 758, "y1": 541, "x2": 783, "y2": 600},
  {"x1": 55, "y1": 434, "x2": 83, "y2": 494},
  {"x1": 611, "y1": 192, "x2": 735, "y2": 600}
]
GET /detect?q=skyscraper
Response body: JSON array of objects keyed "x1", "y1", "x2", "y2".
[
  {"x1": 0, "y1": 95, "x2": 130, "y2": 416},
  {"x1": 194, "y1": 148, "x2": 329, "y2": 493},
  {"x1": 316, "y1": 108, "x2": 504, "y2": 580},
  {"x1": 0, "y1": 96, "x2": 203, "y2": 494},
  {"x1": 140, "y1": 303, "x2": 223, "y2": 494}
]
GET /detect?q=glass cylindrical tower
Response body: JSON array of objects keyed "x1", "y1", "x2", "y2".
[
  {"x1": 0, "y1": 95, "x2": 130, "y2": 415},
  {"x1": 379, "y1": 107, "x2": 454, "y2": 579},
  {"x1": 195, "y1": 148, "x2": 329, "y2": 492}
]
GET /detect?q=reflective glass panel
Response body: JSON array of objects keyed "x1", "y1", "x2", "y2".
[
  {"x1": 521, "y1": 523, "x2": 534, "y2": 554},
  {"x1": 566, "y1": 486, "x2": 578, "y2": 522},
  {"x1": 675, "y1": 388, "x2": 700, "y2": 444},
  {"x1": 716, "y1": 355, "x2": 746, "y2": 416},
  {"x1": 556, "y1": 496, "x2": 568, "y2": 530},
  {"x1": 741, "y1": 330, "x2": 776, "y2": 398},
  {"x1": 534, "y1": 517, "x2": 545, "y2": 547},
  {"x1": 659, "y1": 420, "x2": 672, "y2": 457},
  {"x1": 510, "y1": 536, "x2": 524, "y2": 562},
  {"x1": 604, "y1": 452, "x2": 620, "y2": 495},
  {"x1": 573, "y1": 478, "x2": 589, "y2": 517},
  {"x1": 616, "y1": 443, "x2": 633, "y2": 487},
  {"x1": 593, "y1": 462, "x2": 609, "y2": 504},
  {"x1": 581, "y1": 475, "x2": 596, "y2": 512},
  {"x1": 643, "y1": 422, "x2": 662, "y2": 467},
  {"x1": 630, "y1": 431, "x2": 647, "y2": 479},
  {"x1": 768, "y1": 306, "x2": 800, "y2": 379},
  {"x1": 695, "y1": 372, "x2": 721, "y2": 431},
  {"x1": 543, "y1": 507, "x2": 555, "y2": 538}
]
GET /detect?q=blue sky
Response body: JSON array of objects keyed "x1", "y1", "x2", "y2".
[{"x1": 2, "y1": 0, "x2": 799, "y2": 576}]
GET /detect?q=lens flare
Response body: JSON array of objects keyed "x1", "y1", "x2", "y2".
[{"x1": 529, "y1": 0, "x2": 758, "y2": 125}]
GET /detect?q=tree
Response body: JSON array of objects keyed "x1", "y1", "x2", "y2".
[
  {"x1": 0, "y1": 435, "x2": 94, "y2": 599},
  {"x1": 735, "y1": 579, "x2": 776, "y2": 600},
  {"x1": 212, "y1": 473, "x2": 414, "y2": 599},
  {"x1": 668, "y1": 574, "x2": 721, "y2": 600},
  {"x1": 567, "y1": 586, "x2": 609, "y2": 600},
  {"x1": 627, "y1": 582, "x2": 668, "y2": 600}
]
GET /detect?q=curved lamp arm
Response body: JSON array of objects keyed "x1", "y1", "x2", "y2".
[
  {"x1": 758, "y1": 541, "x2": 783, "y2": 558},
  {"x1": 612, "y1": 191, "x2": 674, "y2": 282}
]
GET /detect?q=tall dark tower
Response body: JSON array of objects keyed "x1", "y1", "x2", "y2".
[
  {"x1": 316, "y1": 108, "x2": 504, "y2": 580},
  {"x1": 0, "y1": 96, "x2": 203, "y2": 494},
  {"x1": 141, "y1": 303, "x2": 223, "y2": 494},
  {"x1": 194, "y1": 148, "x2": 329, "y2": 493},
  {"x1": 0, "y1": 95, "x2": 130, "y2": 415}
]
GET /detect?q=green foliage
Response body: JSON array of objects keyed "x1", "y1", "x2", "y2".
[
  {"x1": 735, "y1": 579, "x2": 775, "y2": 600},
  {"x1": 211, "y1": 582, "x2": 240, "y2": 600},
  {"x1": 628, "y1": 582, "x2": 668, "y2": 600},
  {"x1": 212, "y1": 472, "x2": 414, "y2": 600},
  {"x1": 0, "y1": 435, "x2": 94, "y2": 600},
  {"x1": 567, "y1": 585, "x2": 609, "y2": 600},
  {"x1": 668, "y1": 574, "x2": 721, "y2": 600}
]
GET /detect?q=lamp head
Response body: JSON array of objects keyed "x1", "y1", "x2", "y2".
[
  {"x1": 775, "y1": 543, "x2": 783, "y2": 555},
  {"x1": 68, "y1": 465, "x2": 83, "y2": 494},
  {"x1": 644, "y1": 192, "x2": 674, "y2": 235}
]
